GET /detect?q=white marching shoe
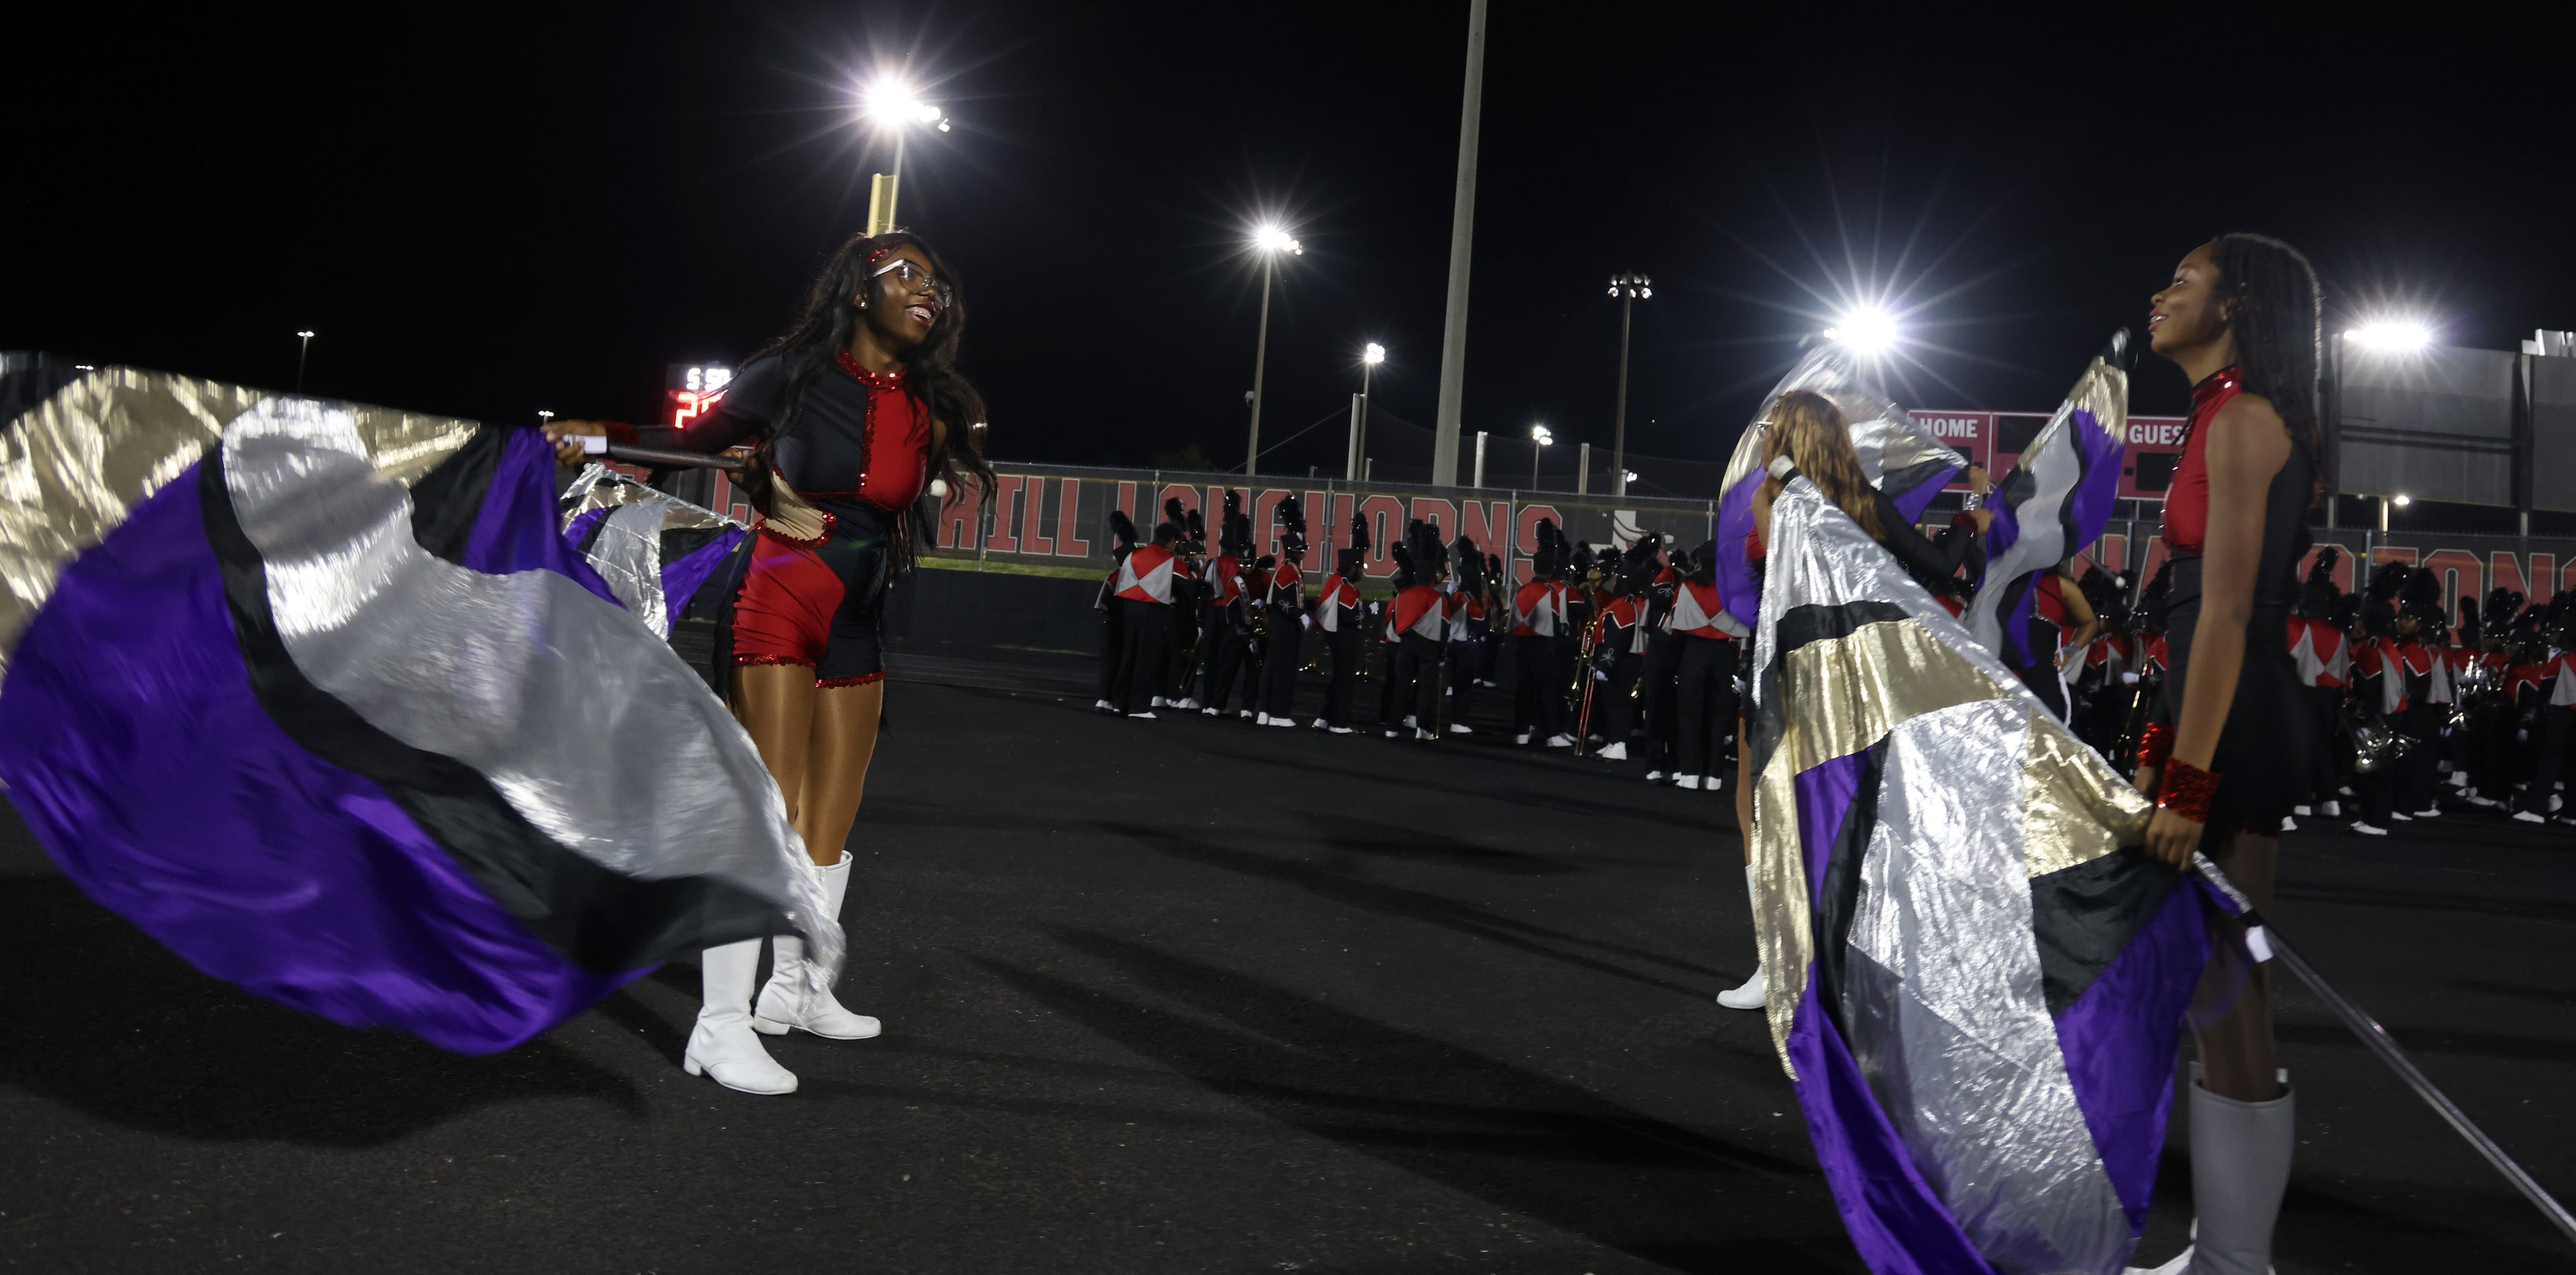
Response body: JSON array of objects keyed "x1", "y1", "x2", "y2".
[
  {"x1": 1255, "y1": 713, "x2": 1272, "y2": 726},
  {"x1": 2125, "y1": 1073, "x2": 2292, "y2": 1275},
  {"x1": 1544, "y1": 733, "x2": 1575, "y2": 748},
  {"x1": 685, "y1": 938, "x2": 798, "y2": 1095},
  {"x1": 1311, "y1": 716, "x2": 1330, "y2": 729},
  {"x1": 1716, "y1": 966, "x2": 1766, "y2": 1010},
  {"x1": 1448, "y1": 722, "x2": 1474, "y2": 735},
  {"x1": 1597, "y1": 741, "x2": 1628, "y2": 761},
  {"x1": 1674, "y1": 773, "x2": 1703, "y2": 790},
  {"x1": 1715, "y1": 864, "x2": 1768, "y2": 1010},
  {"x1": 754, "y1": 853, "x2": 882, "y2": 1041}
]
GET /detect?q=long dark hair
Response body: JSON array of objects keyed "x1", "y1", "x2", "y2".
[
  {"x1": 2209, "y1": 233, "x2": 2323, "y2": 492},
  {"x1": 752, "y1": 229, "x2": 996, "y2": 506}
]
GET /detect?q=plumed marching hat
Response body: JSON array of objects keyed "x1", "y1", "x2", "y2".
[
  {"x1": 2300, "y1": 547, "x2": 2341, "y2": 618},
  {"x1": 2397, "y1": 564, "x2": 2444, "y2": 626},
  {"x1": 1186, "y1": 506, "x2": 1208, "y2": 557},
  {"x1": 1277, "y1": 493, "x2": 1308, "y2": 564},
  {"x1": 1403, "y1": 519, "x2": 1448, "y2": 580},
  {"x1": 1687, "y1": 539, "x2": 1718, "y2": 587},
  {"x1": 1108, "y1": 509, "x2": 1139, "y2": 557},
  {"x1": 1453, "y1": 533, "x2": 1484, "y2": 595},
  {"x1": 1339, "y1": 508, "x2": 1369, "y2": 578},
  {"x1": 1220, "y1": 489, "x2": 1251, "y2": 558},
  {"x1": 1615, "y1": 533, "x2": 1663, "y2": 593},
  {"x1": 1531, "y1": 518, "x2": 1564, "y2": 578}
]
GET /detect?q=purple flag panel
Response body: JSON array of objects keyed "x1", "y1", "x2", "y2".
[{"x1": 0, "y1": 371, "x2": 829, "y2": 1054}]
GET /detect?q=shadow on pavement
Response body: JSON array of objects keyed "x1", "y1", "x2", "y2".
[
  {"x1": 979, "y1": 927, "x2": 1849, "y2": 1275},
  {"x1": 0, "y1": 876, "x2": 646, "y2": 1147}
]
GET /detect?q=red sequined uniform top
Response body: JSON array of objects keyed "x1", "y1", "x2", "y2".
[
  {"x1": 2159, "y1": 365, "x2": 2242, "y2": 557},
  {"x1": 605, "y1": 350, "x2": 931, "y2": 516}
]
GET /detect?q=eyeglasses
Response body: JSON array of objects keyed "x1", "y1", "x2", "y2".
[{"x1": 872, "y1": 258, "x2": 954, "y2": 309}]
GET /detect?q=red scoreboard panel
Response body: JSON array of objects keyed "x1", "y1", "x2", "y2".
[{"x1": 1922, "y1": 410, "x2": 2185, "y2": 501}]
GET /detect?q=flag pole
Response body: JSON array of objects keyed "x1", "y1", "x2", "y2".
[{"x1": 2192, "y1": 853, "x2": 2576, "y2": 1249}]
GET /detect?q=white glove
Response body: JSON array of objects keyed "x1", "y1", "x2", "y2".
[{"x1": 2121, "y1": 672, "x2": 2141, "y2": 685}]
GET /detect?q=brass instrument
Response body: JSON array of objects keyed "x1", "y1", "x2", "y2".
[
  {"x1": 2341, "y1": 699, "x2": 2414, "y2": 775},
  {"x1": 1571, "y1": 610, "x2": 1607, "y2": 755}
]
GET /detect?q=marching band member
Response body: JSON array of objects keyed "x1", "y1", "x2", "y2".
[
  {"x1": 1587, "y1": 538, "x2": 1658, "y2": 762},
  {"x1": 2287, "y1": 552, "x2": 2349, "y2": 819},
  {"x1": 1096, "y1": 515, "x2": 1132, "y2": 714},
  {"x1": 1640, "y1": 542, "x2": 1683, "y2": 781},
  {"x1": 1663, "y1": 540, "x2": 1739, "y2": 791},
  {"x1": 1443, "y1": 535, "x2": 1490, "y2": 735},
  {"x1": 1108, "y1": 516, "x2": 1186, "y2": 718},
  {"x1": 1382, "y1": 521, "x2": 1451, "y2": 739},
  {"x1": 1510, "y1": 521, "x2": 1574, "y2": 747},
  {"x1": 1313, "y1": 513, "x2": 1368, "y2": 733},
  {"x1": 1256, "y1": 496, "x2": 1309, "y2": 726},
  {"x1": 1198, "y1": 492, "x2": 1254, "y2": 717}
]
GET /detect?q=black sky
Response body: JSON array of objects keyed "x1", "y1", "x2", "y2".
[{"x1": 10, "y1": 3, "x2": 2570, "y2": 480}]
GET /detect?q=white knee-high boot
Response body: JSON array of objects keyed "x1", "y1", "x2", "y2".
[
  {"x1": 1716, "y1": 863, "x2": 1767, "y2": 1010},
  {"x1": 2130, "y1": 1071, "x2": 2293, "y2": 1275},
  {"x1": 754, "y1": 852, "x2": 881, "y2": 1040},
  {"x1": 684, "y1": 939, "x2": 797, "y2": 1095}
]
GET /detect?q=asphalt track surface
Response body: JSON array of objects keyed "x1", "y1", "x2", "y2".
[{"x1": 3, "y1": 645, "x2": 2573, "y2": 1274}]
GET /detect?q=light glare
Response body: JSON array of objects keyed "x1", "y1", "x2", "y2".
[
  {"x1": 1253, "y1": 224, "x2": 1302, "y2": 255},
  {"x1": 2393, "y1": 494, "x2": 2413, "y2": 506},
  {"x1": 1362, "y1": 342, "x2": 1385, "y2": 366},
  {"x1": 2345, "y1": 320, "x2": 2433, "y2": 353},
  {"x1": 1827, "y1": 308, "x2": 1900, "y2": 354}
]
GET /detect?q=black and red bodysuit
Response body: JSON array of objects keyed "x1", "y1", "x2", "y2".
[
  {"x1": 608, "y1": 350, "x2": 933, "y2": 688},
  {"x1": 2144, "y1": 365, "x2": 2314, "y2": 828}
]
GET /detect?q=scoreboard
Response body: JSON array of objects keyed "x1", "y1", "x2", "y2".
[{"x1": 1915, "y1": 409, "x2": 2186, "y2": 501}]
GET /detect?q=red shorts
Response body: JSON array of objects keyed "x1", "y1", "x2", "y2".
[{"x1": 730, "y1": 506, "x2": 888, "y2": 688}]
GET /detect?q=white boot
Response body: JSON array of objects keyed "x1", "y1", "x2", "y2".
[
  {"x1": 684, "y1": 939, "x2": 798, "y2": 1094},
  {"x1": 1715, "y1": 864, "x2": 1768, "y2": 1010},
  {"x1": 1597, "y1": 741, "x2": 1627, "y2": 761},
  {"x1": 2128, "y1": 1075, "x2": 2292, "y2": 1274},
  {"x1": 753, "y1": 854, "x2": 881, "y2": 1041}
]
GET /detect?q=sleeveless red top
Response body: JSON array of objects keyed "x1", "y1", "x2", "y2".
[{"x1": 2159, "y1": 365, "x2": 2241, "y2": 557}]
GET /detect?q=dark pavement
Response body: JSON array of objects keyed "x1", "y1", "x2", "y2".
[{"x1": 3, "y1": 646, "x2": 2573, "y2": 1273}]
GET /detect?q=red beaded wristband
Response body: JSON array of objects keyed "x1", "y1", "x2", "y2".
[
  {"x1": 2155, "y1": 758, "x2": 2221, "y2": 825},
  {"x1": 2135, "y1": 720, "x2": 2174, "y2": 772}
]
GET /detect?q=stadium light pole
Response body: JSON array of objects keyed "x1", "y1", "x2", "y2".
[
  {"x1": 1348, "y1": 342, "x2": 1385, "y2": 481},
  {"x1": 1244, "y1": 225, "x2": 1303, "y2": 476},
  {"x1": 295, "y1": 331, "x2": 315, "y2": 393},
  {"x1": 1607, "y1": 274, "x2": 1651, "y2": 497},
  {"x1": 1529, "y1": 423, "x2": 1552, "y2": 489},
  {"x1": 1430, "y1": 0, "x2": 1490, "y2": 487},
  {"x1": 861, "y1": 79, "x2": 951, "y2": 233}
]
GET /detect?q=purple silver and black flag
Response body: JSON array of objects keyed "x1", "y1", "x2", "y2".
[
  {"x1": 0, "y1": 357, "x2": 834, "y2": 1055},
  {"x1": 1966, "y1": 335, "x2": 2132, "y2": 682},
  {"x1": 1713, "y1": 346, "x2": 1966, "y2": 630},
  {"x1": 1745, "y1": 460, "x2": 2211, "y2": 1275}
]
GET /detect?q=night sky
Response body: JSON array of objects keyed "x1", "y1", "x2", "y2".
[{"x1": 11, "y1": 3, "x2": 2569, "y2": 483}]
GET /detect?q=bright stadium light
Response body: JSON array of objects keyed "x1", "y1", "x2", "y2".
[
  {"x1": 1825, "y1": 307, "x2": 1900, "y2": 354},
  {"x1": 2345, "y1": 319, "x2": 2433, "y2": 353},
  {"x1": 862, "y1": 79, "x2": 946, "y2": 132},
  {"x1": 1253, "y1": 223, "x2": 1303, "y2": 256},
  {"x1": 1363, "y1": 341, "x2": 1385, "y2": 366},
  {"x1": 2393, "y1": 493, "x2": 2413, "y2": 506}
]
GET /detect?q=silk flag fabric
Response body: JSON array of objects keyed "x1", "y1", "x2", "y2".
[
  {"x1": 1713, "y1": 346, "x2": 1966, "y2": 630},
  {"x1": 1964, "y1": 343, "x2": 2130, "y2": 673},
  {"x1": 1744, "y1": 462, "x2": 2209, "y2": 1275},
  {"x1": 559, "y1": 464, "x2": 749, "y2": 641},
  {"x1": 0, "y1": 358, "x2": 834, "y2": 1054}
]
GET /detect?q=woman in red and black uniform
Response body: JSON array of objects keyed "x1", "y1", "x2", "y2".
[
  {"x1": 550, "y1": 231, "x2": 992, "y2": 1095},
  {"x1": 2131, "y1": 235, "x2": 2319, "y2": 1274}
]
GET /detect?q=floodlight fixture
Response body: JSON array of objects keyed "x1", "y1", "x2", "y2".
[
  {"x1": 2344, "y1": 319, "x2": 2433, "y2": 353},
  {"x1": 1362, "y1": 342, "x2": 1385, "y2": 366},
  {"x1": 1825, "y1": 307, "x2": 1899, "y2": 354},
  {"x1": 2393, "y1": 493, "x2": 2413, "y2": 507},
  {"x1": 1252, "y1": 224, "x2": 1303, "y2": 255}
]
